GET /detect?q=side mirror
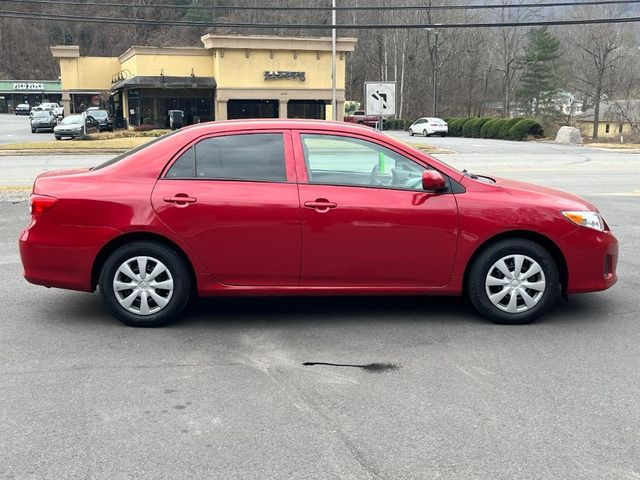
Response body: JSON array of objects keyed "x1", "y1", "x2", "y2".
[{"x1": 422, "y1": 170, "x2": 447, "y2": 192}]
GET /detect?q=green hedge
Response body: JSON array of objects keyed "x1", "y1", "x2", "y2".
[
  {"x1": 438, "y1": 116, "x2": 543, "y2": 140},
  {"x1": 379, "y1": 116, "x2": 544, "y2": 141},
  {"x1": 449, "y1": 117, "x2": 474, "y2": 137},
  {"x1": 382, "y1": 118, "x2": 413, "y2": 131},
  {"x1": 507, "y1": 119, "x2": 545, "y2": 141}
]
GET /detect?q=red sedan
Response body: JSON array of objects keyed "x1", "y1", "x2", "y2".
[{"x1": 19, "y1": 120, "x2": 618, "y2": 327}]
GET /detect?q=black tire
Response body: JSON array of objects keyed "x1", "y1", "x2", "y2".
[
  {"x1": 440, "y1": 133, "x2": 447, "y2": 137},
  {"x1": 423, "y1": 129, "x2": 429, "y2": 137},
  {"x1": 467, "y1": 239, "x2": 560, "y2": 325},
  {"x1": 408, "y1": 129, "x2": 414, "y2": 136},
  {"x1": 99, "y1": 241, "x2": 192, "y2": 327},
  {"x1": 55, "y1": 136, "x2": 61, "y2": 140},
  {"x1": 31, "y1": 128, "x2": 36, "y2": 133}
]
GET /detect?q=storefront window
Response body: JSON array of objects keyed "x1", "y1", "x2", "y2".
[
  {"x1": 227, "y1": 100, "x2": 279, "y2": 120},
  {"x1": 287, "y1": 100, "x2": 326, "y2": 119}
]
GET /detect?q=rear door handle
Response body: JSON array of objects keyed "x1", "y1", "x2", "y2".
[
  {"x1": 163, "y1": 194, "x2": 197, "y2": 205},
  {"x1": 304, "y1": 199, "x2": 337, "y2": 211}
]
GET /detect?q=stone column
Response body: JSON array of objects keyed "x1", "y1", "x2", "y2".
[
  {"x1": 62, "y1": 90, "x2": 71, "y2": 115},
  {"x1": 216, "y1": 99, "x2": 228, "y2": 121},
  {"x1": 279, "y1": 99, "x2": 289, "y2": 119}
]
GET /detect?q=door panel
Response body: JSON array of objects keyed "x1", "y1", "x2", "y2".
[
  {"x1": 299, "y1": 184, "x2": 458, "y2": 287},
  {"x1": 295, "y1": 132, "x2": 459, "y2": 288},
  {"x1": 153, "y1": 180, "x2": 301, "y2": 286},
  {"x1": 151, "y1": 130, "x2": 301, "y2": 286}
]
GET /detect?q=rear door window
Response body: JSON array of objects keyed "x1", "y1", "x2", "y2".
[{"x1": 193, "y1": 133, "x2": 286, "y2": 182}]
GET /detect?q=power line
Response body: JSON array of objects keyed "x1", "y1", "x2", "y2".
[
  {"x1": 2, "y1": 9, "x2": 639, "y2": 28},
  {"x1": 3, "y1": 0, "x2": 640, "y2": 11}
]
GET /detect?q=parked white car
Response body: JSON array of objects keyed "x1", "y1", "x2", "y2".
[
  {"x1": 30, "y1": 103, "x2": 63, "y2": 118},
  {"x1": 408, "y1": 117, "x2": 448, "y2": 137}
]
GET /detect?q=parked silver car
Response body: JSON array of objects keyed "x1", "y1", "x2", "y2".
[{"x1": 53, "y1": 114, "x2": 99, "y2": 139}]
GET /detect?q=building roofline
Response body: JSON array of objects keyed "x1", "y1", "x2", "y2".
[
  {"x1": 200, "y1": 34, "x2": 357, "y2": 52},
  {"x1": 50, "y1": 45, "x2": 80, "y2": 58},
  {"x1": 119, "y1": 46, "x2": 211, "y2": 63}
]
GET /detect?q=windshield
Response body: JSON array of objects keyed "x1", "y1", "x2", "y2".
[
  {"x1": 60, "y1": 115, "x2": 83, "y2": 125},
  {"x1": 92, "y1": 130, "x2": 180, "y2": 170},
  {"x1": 88, "y1": 110, "x2": 107, "y2": 118},
  {"x1": 33, "y1": 111, "x2": 51, "y2": 118}
]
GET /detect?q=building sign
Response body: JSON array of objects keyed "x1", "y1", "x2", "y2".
[
  {"x1": 264, "y1": 71, "x2": 306, "y2": 82},
  {"x1": 13, "y1": 82, "x2": 44, "y2": 91}
]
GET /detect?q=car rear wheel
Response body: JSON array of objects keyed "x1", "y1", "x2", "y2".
[
  {"x1": 423, "y1": 129, "x2": 429, "y2": 137},
  {"x1": 467, "y1": 239, "x2": 560, "y2": 325},
  {"x1": 99, "y1": 241, "x2": 191, "y2": 327}
]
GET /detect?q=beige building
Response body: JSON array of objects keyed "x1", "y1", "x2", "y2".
[{"x1": 51, "y1": 34, "x2": 357, "y2": 128}]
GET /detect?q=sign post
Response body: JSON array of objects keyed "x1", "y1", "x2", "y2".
[{"x1": 364, "y1": 81, "x2": 396, "y2": 130}]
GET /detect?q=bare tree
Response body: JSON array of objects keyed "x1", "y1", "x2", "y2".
[{"x1": 572, "y1": 23, "x2": 624, "y2": 139}]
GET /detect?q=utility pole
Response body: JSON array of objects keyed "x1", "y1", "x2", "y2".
[
  {"x1": 424, "y1": 27, "x2": 439, "y2": 117},
  {"x1": 331, "y1": 0, "x2": 337, "y2": 120},
  {"x1": 432, "y1": 29, "x2": 438, "y2": 117}
]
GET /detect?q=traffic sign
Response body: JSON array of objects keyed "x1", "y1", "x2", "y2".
[{"x1": 365, "y1": 81, "x2": 396, "y2": 116}]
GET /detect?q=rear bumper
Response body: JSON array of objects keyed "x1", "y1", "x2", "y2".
[
  {"x1": 19, "y1": 219, "x2": 120, "y2": 292},
  {"x1": 562, "y1": 227, "x2": 618, "y2": 294}
]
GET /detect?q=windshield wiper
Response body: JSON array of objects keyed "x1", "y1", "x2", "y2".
[{"x1": 462, "y1": 169, "x2": 479, "y2": 180}]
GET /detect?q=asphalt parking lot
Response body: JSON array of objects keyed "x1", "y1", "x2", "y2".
[
  {"x1": 0, "y1": 113, "x2": 57, "y2": 144},
  {"x1": 1, "y1": 124, "x2": 640, "y2": 479}
]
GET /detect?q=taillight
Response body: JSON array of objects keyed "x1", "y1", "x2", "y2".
[{"x1": 29, "y1": 194, "x2": 58, "y2": 216}]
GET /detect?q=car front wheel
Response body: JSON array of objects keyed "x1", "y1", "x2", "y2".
[
  {"x1": 99, "y1": 241, "x2": 192, "y2": 327},
  {"x1": 467, "y1": 239, "x2": 560, "y2": 325},
  {"x1": 408, "y1": 129, "x2": 414, "y2": 136}
]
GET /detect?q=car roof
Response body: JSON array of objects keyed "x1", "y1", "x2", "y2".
[{"x1": 178, "y1": 118, "x2": 385, "y2": 135}]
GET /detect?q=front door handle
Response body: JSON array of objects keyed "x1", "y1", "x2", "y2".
[
  {"x1": 163, "y1": 194, "x2": 197, "y2": 205},
  {"x1": 304, "y1": 199, "x2": 337, "y2": 212}
]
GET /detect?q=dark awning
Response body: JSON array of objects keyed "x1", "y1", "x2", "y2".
[{"x1": 112, "y1": 76, "x2": 216, "y2": 90}]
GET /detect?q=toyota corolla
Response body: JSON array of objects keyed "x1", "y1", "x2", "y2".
[{"x1": 19, "y1": 120, "x2": 618, "y2": 327}]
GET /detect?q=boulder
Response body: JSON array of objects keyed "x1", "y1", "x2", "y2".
[{"x1": 555, "y1": 126, "x2": 583, "y2": 145}]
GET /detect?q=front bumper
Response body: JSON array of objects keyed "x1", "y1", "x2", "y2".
[{"x1": 562, "y1": 227, "x2": 618, "y2": 294}]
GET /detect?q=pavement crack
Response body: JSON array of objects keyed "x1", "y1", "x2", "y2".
[{"x1": 303, "y1": 361, "x2": 400, "y2": 373}]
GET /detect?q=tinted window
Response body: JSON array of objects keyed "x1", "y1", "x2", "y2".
[
  {"x1": 301, "y1": 134, "x2": 427, "y2": 191},
  {"x1": 194, "y1": 134, "x2": 285, "y2": 182},
  {"x1": 166, "y1": 147, "x2": 195, "y2": 178}
]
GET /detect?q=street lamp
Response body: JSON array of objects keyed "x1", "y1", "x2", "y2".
[{"x1": 424, "y1": 27, "x2": 440, "y2": 117}]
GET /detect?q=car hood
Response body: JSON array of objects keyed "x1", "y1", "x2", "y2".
[{"x1": 491, "y1": 176, "x2": 597, "y2": 211}]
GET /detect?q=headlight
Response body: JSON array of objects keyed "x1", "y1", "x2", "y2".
[{"x1": 562, "y1": 211, "x2": 605, "y2": 231}]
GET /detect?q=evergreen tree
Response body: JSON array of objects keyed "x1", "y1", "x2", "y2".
[{"x1": 517, "y1": 27, "x2": 562, "y2": 116}]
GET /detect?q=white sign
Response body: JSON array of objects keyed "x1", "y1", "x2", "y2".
[
  {"x1": 365, "y1": 81, "x2": 396, "y2": 116},
  {"x1": 13, "y1": 82, "x2": 44, "y2": 91}
]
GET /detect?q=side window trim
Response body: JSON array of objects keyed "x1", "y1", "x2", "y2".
[
  {"x1": 295, "y1": 131, "x2": 447, "y2": 193},
  {"x1": 162, "y1": 130, "x2": 294, "y2": 183}
]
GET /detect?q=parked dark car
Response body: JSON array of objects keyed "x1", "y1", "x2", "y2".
[
  {"x1": 86, "y1": 108, "x2": 114, "y2": 132},
  {"x1": 15, "y1": 103, "x2": 31, "y2": 115},
  {"x1": 30, "y1": 110, "x2": 58, "y2": 133},
  {"x1": 53, "y1": 114, "x2": 99, "y2": 139}
]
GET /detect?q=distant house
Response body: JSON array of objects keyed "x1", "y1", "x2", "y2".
[{"x1": 576, "y1": 100, "x2": 640, "y2": 139}]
